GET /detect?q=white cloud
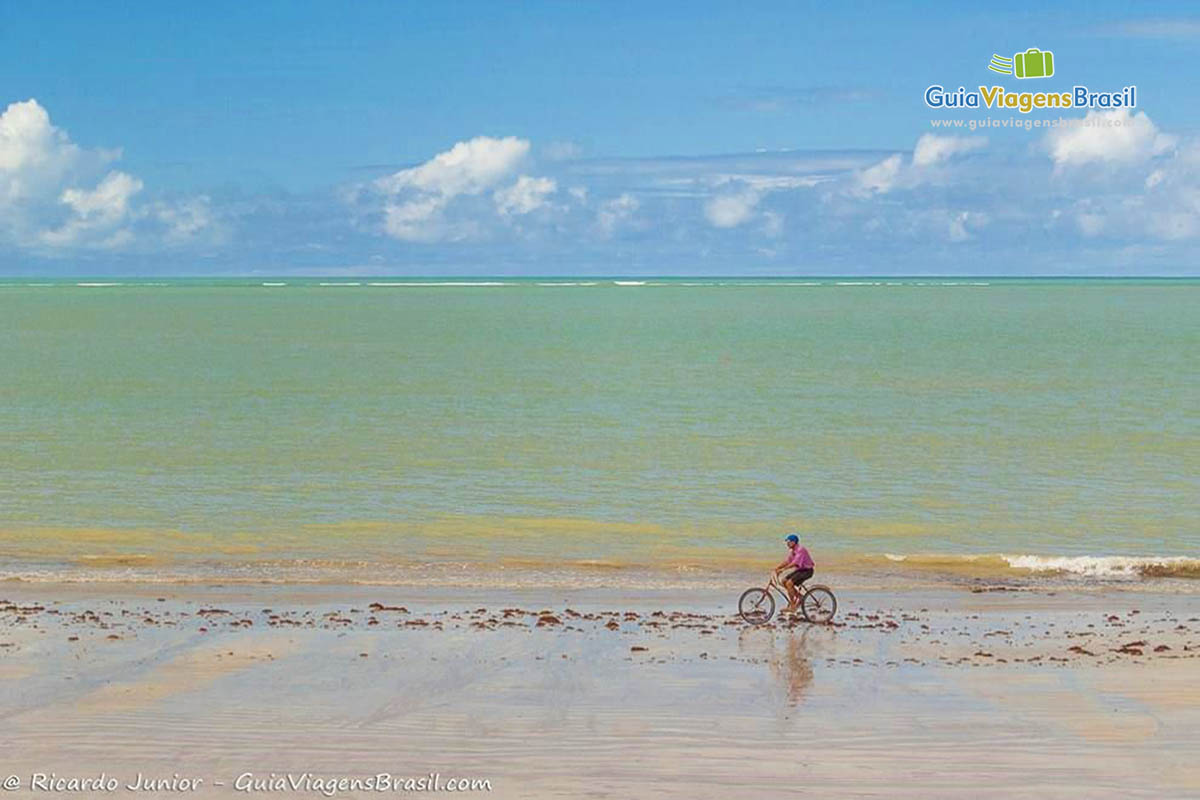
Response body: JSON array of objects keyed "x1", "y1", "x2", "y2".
[
  {"x1": 60, "y1": 170, "x2": 141, "y2": 219},
  {"x1": 704, "y1": 189, "x2": 760, "y2": 228},
  {"x1": 39, "y1": 170, "x2": 143, "y2": 247},
  {"x1": 371, "y1": 136, "x2": 564, "y2": 241},
  {"x1": 382, "y1": 195, "x2": 459, "y2": 242},
  {"x1": 0, "y1": 98, "x2": 210, "y2": 253},
  {"x1": 376, "y1": 136, "x2": 529, "y2": 197},
  {"x1": 596, "y1": 193, "x2": 639, "y2": 235},
  {"x1": 0, "y1": 99, "x2": 88, "y2": 190},
  {"x1": 912, "y1": 134, "x2": 986, "y2": 167},
  {"x1": 494, "y1": 175, "x2": 556, "y2": 216},
  {"x1": 0, "y1": 98, "x2": 108, "y2": 223},
  {"x1": 1045, "y1": 109, "x2": 1176, "y2": 167},
  {"x1": 345, "y1": 120, "x2": 1197, "y2": 266},
  {"x1": 851, "y1": 136, "x2": 985, "y2": 198},
  {"x1": 154, "y1": 195, "x2": 216, "y2": 243},
  {"x1": 853, "y1": 154, "x2": 903, "y2": 196}
]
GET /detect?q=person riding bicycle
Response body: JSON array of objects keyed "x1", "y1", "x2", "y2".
[{"x1": 774, "y1": 534, "x2": 815, "y2": 613}]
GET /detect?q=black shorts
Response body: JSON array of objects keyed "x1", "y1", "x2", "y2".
[{"x1": 783, "y1": 567, "x2": 813, "y2": 586}]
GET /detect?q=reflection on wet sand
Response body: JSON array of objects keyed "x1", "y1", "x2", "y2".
[{"x1": 738, "y1": 625, "x2": 815, "y2": 706}]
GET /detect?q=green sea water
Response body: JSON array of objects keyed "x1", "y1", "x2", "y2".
[{"x1": 1, "y1": 278, "x2": 1197, "y2": 583}]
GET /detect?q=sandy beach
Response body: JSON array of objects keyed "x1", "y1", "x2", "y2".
[{"x1": 2, "y1": 580, "x2": 1197, "y2": 799}]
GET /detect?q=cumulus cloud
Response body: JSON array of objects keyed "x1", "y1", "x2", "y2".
[
  {"x1": 851, "y1": 135, "x2": 986, "y2": 197},
  {"x1": 494, "y1": 175, "x2": 556, "y2": 216},
  {"x1": 1045, "y1": 109, "x2": 1176, "y2": 167},
  {"x1": 0, "y1": 98, "x2": 211, "y2": 253},
  {"x1": 40, "y1": 170, "x2": 143, "y2": 248},
  {"x1": 6, "y1": 105, "x2": 1192, "y2": 273},
  {"x1": 376, "y1": 136, "x2": 529, "y2": 197},
  {"x1": 852, "y1": 154, "x2": 904, "y2": 196},
  {"x1": 369, "y1": 135, "x2": 566, "y2": 241},
  {"x1": 1033, "y1": 110, "x2": 1200, "y2": 242},
  {"x1": 704, "y1": 188, "x2": 760, "y2": 228},
  {"x1": 0, "y1": 99, "x2": 103, "y2": 194}
]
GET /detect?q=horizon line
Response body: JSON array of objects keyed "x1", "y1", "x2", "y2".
[{"x1": 3, "y1": 274, "x2": 1199, "y2": 281}]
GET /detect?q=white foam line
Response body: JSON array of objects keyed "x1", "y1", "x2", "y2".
[
  {"x1": 76, "y1": 282, "x2": 122, "y2": 287},
  {"x1": 319, "y1": 282, "x2": 362, "y2": 286},
  {"x1": 261, "y1": 282, "x2": 287, "y2": 287},
  {"x1": 613, "y1": 280, "x2": 646, "y2": 286},
  {"x1": 367, "y1": 281, "x2": 508, "y2": 287},
  {"x1": 1003, "y1": 554, "x2": 1199, "y2": 577}
]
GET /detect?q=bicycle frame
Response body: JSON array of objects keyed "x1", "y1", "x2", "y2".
[{"x1": 766, "y1": 572, "x2": 809, "y2": 607}]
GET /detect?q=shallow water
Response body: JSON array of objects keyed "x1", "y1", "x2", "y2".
[{"x1": 1, "y1": 278, "x2": 1197, "y2": 583}]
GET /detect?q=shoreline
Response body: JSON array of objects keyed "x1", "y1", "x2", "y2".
[
  {"x1": 3, "y1": 581, "x2": 1198, "y2": 797},
  {"x1": 4, "y1": 562, "x2": 1200, "y2": 596}
]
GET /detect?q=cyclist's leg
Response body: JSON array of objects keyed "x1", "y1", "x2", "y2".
[{"x1": 783, "y1": 575, "x2": 800, "y2": 610}]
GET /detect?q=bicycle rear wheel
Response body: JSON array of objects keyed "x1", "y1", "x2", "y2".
[
  {"x1": 738, "y1": 587, "x2": 775, "y2": 624},
  {"x1": 801, "y1": 586, "x2": 837, "y2": 624}
]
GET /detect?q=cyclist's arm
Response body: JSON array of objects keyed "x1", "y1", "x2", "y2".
[{"x1": 774, "y1": 558, "x2": 791, "y2": 572}]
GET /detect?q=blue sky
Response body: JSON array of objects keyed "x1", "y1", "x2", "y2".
[{"x1": 2, "y1": 1, "x2": 1199, "y2": 275}]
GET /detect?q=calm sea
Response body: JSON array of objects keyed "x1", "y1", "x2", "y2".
[{"x1": 1, "y1": 278, "x2": 1197, "y2": 585}]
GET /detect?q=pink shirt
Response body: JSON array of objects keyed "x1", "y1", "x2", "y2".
[{"x1": 786, "y1": 546, "x2": 814, "y2": 569}]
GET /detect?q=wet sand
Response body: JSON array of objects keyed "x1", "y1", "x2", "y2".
[{"x1": 2, "y1": 582, "x2": 1198, "y2": 798}]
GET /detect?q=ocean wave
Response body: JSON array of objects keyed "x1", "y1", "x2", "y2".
[
  {"x1": 1001, "y1": 554, "x2": 1200, "y2": 579},
  {"x1": 874, "y1": 552, "x2": 1200, "y2": 580}
]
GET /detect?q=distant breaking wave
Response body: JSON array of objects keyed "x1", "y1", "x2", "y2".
[
  {"x1": 878, "y1": 552, "x2": 1200, "y2": 580},
  {"x1": 1002, "y1": 554, "x2": 1200, "y2": 579}
]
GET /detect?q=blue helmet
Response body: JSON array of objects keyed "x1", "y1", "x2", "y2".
[{"x1": 785, "y1": 534, "x2": 799, "y2": 544}]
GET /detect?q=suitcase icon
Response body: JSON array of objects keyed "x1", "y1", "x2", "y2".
[{"x1": 1014, "y1": 48, "x2": 1054, "y2": 79}]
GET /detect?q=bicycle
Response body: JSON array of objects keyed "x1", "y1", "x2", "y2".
[{"x1": 738, "y1": 572, "x2": 837, "y2": 625}]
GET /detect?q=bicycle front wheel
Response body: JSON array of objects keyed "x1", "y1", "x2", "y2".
[
  {"x1": 801, "y1": 586, "x2": 837, "y2": 624},
  {"x1": 738, "y1": 587, "x2": 775, "y2": 625}
]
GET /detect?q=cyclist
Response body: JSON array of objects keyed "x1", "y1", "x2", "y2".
[{"x1": 774, "y1": 534, "x2": 815, "y2": 613}]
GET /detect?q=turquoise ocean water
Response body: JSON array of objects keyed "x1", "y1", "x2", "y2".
[{"x1": 1, "y1": 278, "x2": 1197, "y2": 585}]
